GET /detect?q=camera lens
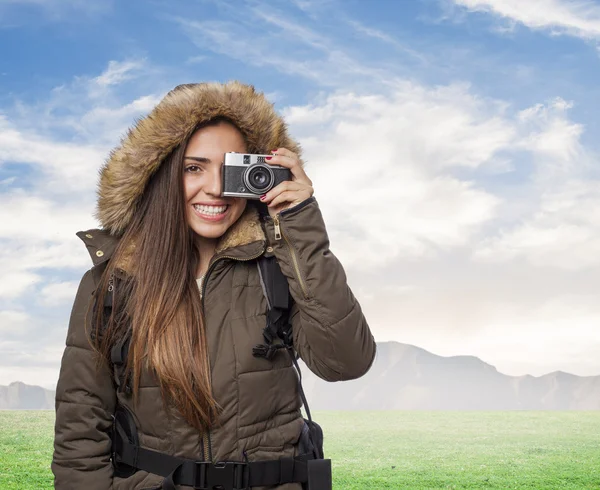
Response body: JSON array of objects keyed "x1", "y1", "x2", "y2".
[
  {"x1": 244, "y1": 165, "x2": 274, "y2": 194},
  {"x1": 252, "y1": 169, "x2": 269, "y2": 187}
]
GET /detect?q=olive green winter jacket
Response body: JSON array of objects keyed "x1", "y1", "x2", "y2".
[{"x1": 52, "y1": 81, "x2": 376, "y2": 490}]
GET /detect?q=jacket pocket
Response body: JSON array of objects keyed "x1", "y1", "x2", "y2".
[{"x1": 244, "y1": 444, "x2": 286, "y2": 461}]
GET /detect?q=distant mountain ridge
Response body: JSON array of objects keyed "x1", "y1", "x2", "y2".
[
  {"x1": 299, "y1": 342, "x2": 600, "y2": 410},
  {"x1": 3, "y1": 342, "x2": 600, "y2": 410},
  {"x1": 0, "y1": 381, "x2": 54, "y2": 409}
]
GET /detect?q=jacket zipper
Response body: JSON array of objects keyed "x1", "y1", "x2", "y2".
[
  {"x1": 272, "y1": 214, "x2": 309, "y2": 299},
  {"x1": 200, "y1": 248, "x2": 265, "y2": 463}
]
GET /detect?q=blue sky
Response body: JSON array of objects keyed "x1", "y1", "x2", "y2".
[{"x1": 2, "y1": 0, "x2": 600, "y2": 388}]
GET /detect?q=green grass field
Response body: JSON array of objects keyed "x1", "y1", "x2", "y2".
[{"x1": 1, "y1": 410, "x2": 600, "y2": 489}]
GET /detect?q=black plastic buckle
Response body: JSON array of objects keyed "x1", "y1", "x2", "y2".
[
  {"x1": 279, "y1": 324, "x2": 293, "y2": 346},
  {"x1": 193, "y1": 461, "x2": 248, "y2": 490}
]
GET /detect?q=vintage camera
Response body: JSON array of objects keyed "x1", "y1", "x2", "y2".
[{"x1": 222, "y1": 152, "x2": 292, "y2": 199}]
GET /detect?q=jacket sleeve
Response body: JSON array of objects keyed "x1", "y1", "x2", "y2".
[
  {"x1": 52, "y1": 268, "x2": 116, "y2": 489},
  {"x1": 263, "y1": 197, "x2": 377, "y2": 382}
]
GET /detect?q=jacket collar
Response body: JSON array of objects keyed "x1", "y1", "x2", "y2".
[{"x1": 76, "y1": 229, "x2": 119, "y2": 267}]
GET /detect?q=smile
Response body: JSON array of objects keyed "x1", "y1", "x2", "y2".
[{"x1": 192, "y1": 204, "x2": 230, "y2": 221}]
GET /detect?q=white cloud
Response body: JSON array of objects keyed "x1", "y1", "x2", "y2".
[
  {"x1": 346, "y1": 19, "x2": 428, "y2": 62},
  {"x1": 472, "y1": 98, "x2": 600, "y2": 270},
  {"x1": 283, "y1": 83, "x2": 523, "y2": 267},
  {"x1": 0, "y1": 236, "x2": 89, "y2": 303},
  {"x1": 93, "y1": 59, "x2": 147, "y2": 88},
  {"x1": 0, "y1": 59, "x2": 159, "y2": 307},
  {"x1": 0, "y1": 191, "x2": 96, "y2": 302},
  {"x1": 517, "y1": 98, "x2": 585, "y2": 175},
  {"x1": 0, "y1": 272, "x2": 42, "y2": 300},
  {"x1": 78, "y1": 94, "x2": 162, "y2": 143},
  {"x1": 283, "y1": 86, "x2": 599, "y2": 272},
  {"x1": 0, "y1": 192, "x2": 93, "y2": 270},
  {"x1": 452, "y1": 0, "x2": 600, "y2": 40},
  {"x1": 186, "y1": 55, "x2": 208, "y2": 65},
  {"x1": 40, "y1": 281, "x2": 79, "y2": 306},
  {"x1": 250, "y1": 7, "x2": 330, "y2": 52},
  {"x1": 460, "y1": 293, "x2": 600, "y2": 376},
  {"x1": 475, "y1": 180, "x2": 600, "y2": 270},
  {"x1": 0, "y1": 342, "x2": 65, "y2": 389},
  {"x1": 356, "y1": 261, "x2": 600, "y2": 376},
  {"x1": 0, "y1": 118, "x2": 104, "y2": 194},
  {"x1": 0, "y1": 310, "x2": 31, "y2": 333},
  {"x1": 173, "y1": 15, "x2": 393, "y2": 89}
]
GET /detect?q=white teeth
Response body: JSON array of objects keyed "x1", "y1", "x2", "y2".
[{"x1": 193, "y1": 204, "x2": 228, "y2": 215}]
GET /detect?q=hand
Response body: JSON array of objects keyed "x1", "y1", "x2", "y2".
[{"x1": 259, "y1": 148, "x2": 314, "y2": 217}]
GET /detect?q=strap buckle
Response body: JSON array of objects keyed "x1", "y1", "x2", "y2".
[{"x1": 193, "y1": 461, "x2": 248, "y2": 490}]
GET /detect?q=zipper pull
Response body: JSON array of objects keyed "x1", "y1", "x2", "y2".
[{"x1": 273, "y1": 215, "x2": 282, "y2": 241}]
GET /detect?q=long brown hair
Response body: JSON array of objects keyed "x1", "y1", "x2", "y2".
[{"x1": 91, "y1": 117, "x2": 243, "y2": 431}]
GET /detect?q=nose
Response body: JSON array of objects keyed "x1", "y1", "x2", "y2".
[{"x1": 205, "y1": 165, "x2": 222, "y2": 197}]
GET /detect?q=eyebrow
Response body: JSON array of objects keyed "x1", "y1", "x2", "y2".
[{"x1": 184, "y1": 156, "x2": 212, "y2": 163}]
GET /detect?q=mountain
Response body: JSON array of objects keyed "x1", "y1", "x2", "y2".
[
  {"x1": 298, "y1": 342, "x2": 600, "y2": 410},
  {"x1": 0, "y1": 381, "x2": 55, "y2": 409},
  {"x1": 3, "y1": 342, "x2": 600, "y2": 410}
]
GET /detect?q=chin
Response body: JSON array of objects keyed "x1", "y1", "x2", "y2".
[{"x1": 190, "y1": 223, "x2": 229, "y2": 240}]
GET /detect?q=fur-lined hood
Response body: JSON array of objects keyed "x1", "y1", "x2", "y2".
[{"x1": 95, "y1": 81, "x2": 302, "y2": 253}]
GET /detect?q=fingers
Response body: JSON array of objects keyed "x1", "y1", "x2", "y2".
[
  {"x1": 260, "y1": 148, "x2": 314, "y2": 214},
  {"x1": 260, "y1": 180, "x2": 302, "y2": 202},
  {"x1": 260, "y1": 180, "x2": 314, "y2": 209},
  {"x1": 270, "y1": 147, "x2": 296, "y2": 159},
  {"x1": 267, "y1": 148, "x2": 312, "y2": 186},
  {"x1": 268, "y1": 188, "x2": 312, "y2": 209}
]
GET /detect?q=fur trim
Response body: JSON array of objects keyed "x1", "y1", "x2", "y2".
[
  {"x1": 95, "y1": 81, "x2": 303, "y2": 240},
  {"x1": 214, "y1": 205, "x2": 264, "y2": 255}
]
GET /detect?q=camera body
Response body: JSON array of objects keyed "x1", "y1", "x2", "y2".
[{"x1": 222, "y1": 152, "x2": 292, "y2": 199}]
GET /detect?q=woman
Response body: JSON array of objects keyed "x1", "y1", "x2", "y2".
[{"x1": 52, "y1": 81, "x2": 376, "y2": 490}]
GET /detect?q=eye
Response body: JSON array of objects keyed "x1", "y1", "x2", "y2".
[{"x1": 185, "y1": 164, "x2": 204, "y2": 173}]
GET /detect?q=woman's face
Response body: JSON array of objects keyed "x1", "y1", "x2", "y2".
[{"x1": 183, "y1": 121, "x2": 248, "y2": 242}]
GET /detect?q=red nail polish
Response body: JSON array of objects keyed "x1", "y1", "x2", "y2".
[
  {"x1": 265, "y1": 156, "x2": 272, "y2": 160},
  {"x1": 271, "y1": 149, "x2": 278, "y2": 152},
  {"x1": 260, "y1": 194, "x2": 266, "y2": 200}
]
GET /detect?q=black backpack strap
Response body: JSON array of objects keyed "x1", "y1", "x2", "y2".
[
  {"x1": 113, "y1": 402, "x2": 332, "y2": 489},
  {"x1": 253, "y1": 255, "x2": 294, "y2": 359},
  {"x1": 90, "y1": 264, "x2": 133, "y2": 395},
  {"x1": 114, "y1": 426, "x2": 319, "y2": 490},
  {"x1": 110, "y1": 334, "x2": 132, "y2": 394},
  {"x1": 253, "y1": 254, "x2": 325, "y2": 462}
]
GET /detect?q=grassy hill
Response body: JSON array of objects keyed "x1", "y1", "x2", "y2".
[{"x1": 1, "y1": 410, "x2": 600, "y2": 489}]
